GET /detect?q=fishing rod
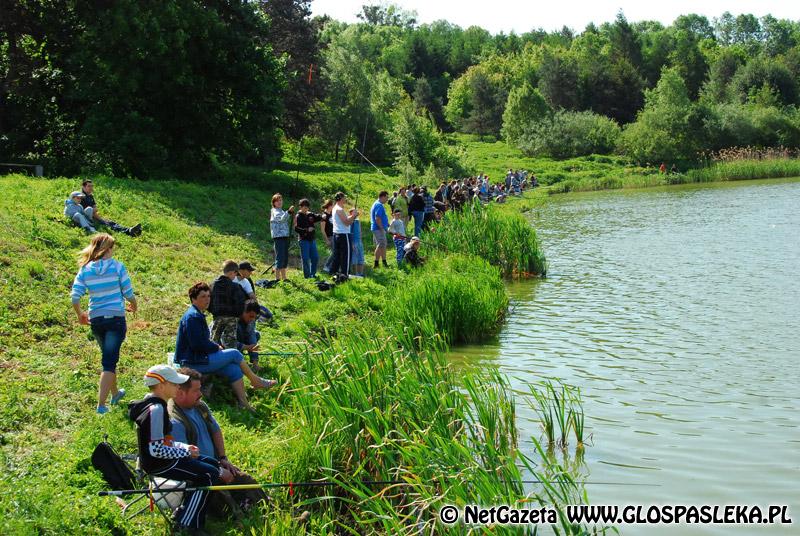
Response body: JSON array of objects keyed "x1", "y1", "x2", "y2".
[
  {"x1": 99, "y1": 479, "x2": 658, "y2": 498},
  {"x1": 353, "y1": 147, "x2": 387, "y2": 178}
]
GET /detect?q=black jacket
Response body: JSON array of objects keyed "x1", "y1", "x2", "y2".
[
  {"x1": 408, "y1": 194, "x2": 425, "y2": 213},
  {"x1": 208, "y1": 275, "x2": 246, "y2": 318}
]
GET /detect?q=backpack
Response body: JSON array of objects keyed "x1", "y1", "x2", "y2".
[{"x1": 91, "y1": 441, "x2": 137, "y2": 491}]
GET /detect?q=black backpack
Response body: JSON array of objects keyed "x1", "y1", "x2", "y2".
[{"x1": 91, "y1": 441, "x2": 136, "y2": 491}]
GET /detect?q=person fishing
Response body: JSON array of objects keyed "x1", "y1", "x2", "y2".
[{"x1": 128, "y1": 365, "x2": 231, "y2": 534}]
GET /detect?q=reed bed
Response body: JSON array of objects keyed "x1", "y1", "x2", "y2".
[
  {"x1": 426, "y1": 201, "x2": 548, "y2": 277},
  {"x1": 386, "y1": 255, "x2": 508, "y2": 344},
  {"x1": 275, "y1": 324, "x2": 593, "y2": 534},
  {"x1": 529, "y1": 380, "x2": 587, "y2": 450}
]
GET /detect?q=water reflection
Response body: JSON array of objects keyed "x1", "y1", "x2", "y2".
[{"x1": 450, "y1": 179, "x2": 800, "y2": 535}]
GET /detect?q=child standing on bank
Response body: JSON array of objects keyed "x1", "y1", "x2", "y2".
[{"x1": 387, "y1": 209, "x2": 407, "y2": 266}]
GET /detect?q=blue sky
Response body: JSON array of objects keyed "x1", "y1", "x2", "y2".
[{"x1": 311, "y1": 0, "x2": 800, "y2": 34}]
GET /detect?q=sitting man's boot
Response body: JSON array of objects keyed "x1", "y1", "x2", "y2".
[{"x1": 126, "y1": 223, "x2": 142, "y2": 237}]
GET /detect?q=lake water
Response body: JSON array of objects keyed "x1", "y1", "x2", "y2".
[{"x1": 450, "y1": 178, "x2": 800, "y2": 535}]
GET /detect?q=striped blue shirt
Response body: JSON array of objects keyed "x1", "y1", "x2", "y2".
[{"x1": 71, "y1": 259, "x2": 135, "y2": 319}]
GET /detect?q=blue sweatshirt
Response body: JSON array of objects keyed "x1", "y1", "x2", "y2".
[{"x1": 71, "y1": 259, "x2": 134, "y2": 319}]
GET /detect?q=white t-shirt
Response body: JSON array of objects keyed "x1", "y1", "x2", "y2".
[
  {"x1": 332, "y1": 204, "x2": 351, "y2": 234},
  {"x1": 235, "y1": 276, "x2": 254, "y2": 296}
]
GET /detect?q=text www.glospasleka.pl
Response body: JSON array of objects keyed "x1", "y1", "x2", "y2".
[{"x1": 438, "y1": 504, "x2": 793, "y2": 526}]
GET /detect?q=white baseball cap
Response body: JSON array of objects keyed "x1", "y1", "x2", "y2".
[{"x1": 143, "y1": 364, "x2": 190, "y2": 386}]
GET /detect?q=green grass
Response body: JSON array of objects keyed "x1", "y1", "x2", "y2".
[{"x1": 0, "y1": 167, "x2": 579, "y2": 534}]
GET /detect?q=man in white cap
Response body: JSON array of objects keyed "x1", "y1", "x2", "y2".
[{"x1": 128, "y1": 364, "x2": 233, "y2": 534}]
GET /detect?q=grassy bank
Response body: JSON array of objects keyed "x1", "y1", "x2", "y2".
[
  {"x1": 0, "y1": 168, "x2": 564, "y2": 534},
  {"x1": 455, "y1": 134, "x2": 800, "y2": 195}
]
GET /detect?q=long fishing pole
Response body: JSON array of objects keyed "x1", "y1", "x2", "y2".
[
  {"x1": 353, "y1": 147, "x2": 387, "y2": 178},
  {"x1": 99, "y1": 479, "x2": 658, "y2": 497}
]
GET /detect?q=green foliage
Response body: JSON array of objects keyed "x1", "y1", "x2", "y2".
[
  {"x1": 518, "y1": 110, "x2": 621, "y2": 159},
  {"x1": 620, "y1": 67, "x2": 708, "y2": 164},
  {"x1": 1, "y1": 1, "x2": 285, "y2": 177},
  {"x1": 386, "y1": 98, "x2": 472, "y2": 179}
]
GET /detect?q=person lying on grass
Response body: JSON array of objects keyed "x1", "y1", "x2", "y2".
[
  {"x1": 128, "y1": 365, "x2": 232, "y2": 534},
  {"x1": 64, "y1": 191, "x2": 97, "y2": 233},
  {"x1": 175, "y1": 281, "x2": 276, "y2": 411},
  {"x1": 169, "y1": 367, "x2": 267, "y2": 519},
  {"x1": 80, "y1": 179, "x2": 142, "y2": 236}
]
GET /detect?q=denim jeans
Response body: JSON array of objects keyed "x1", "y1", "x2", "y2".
[
  {"x1": 236, "y1": 321, "x2": 260, "y2": 364},
  {"x1": 90, "y1": 315, "x2": 127, "y2": 372},
  {"x1": 393, "y1": 237, "x2": 406, "y2": 266},
  {"x1": 298, "y1": 239, "x2": 319, "y2": 278},
  {"x1": 412, "y1": 211, "x2": 425, "y2": 237},
  {"x1": 184, "y1": 348, "x2": 244, "y2": 383},
  {"x1": 273, "y1": 237, "x2": 290, "y2": 269}
]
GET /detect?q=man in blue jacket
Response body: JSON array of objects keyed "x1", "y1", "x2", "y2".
[{"x1": 175, "y1": 282, "x2": 276, "y2": 411}]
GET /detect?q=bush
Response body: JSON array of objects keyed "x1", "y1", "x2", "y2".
[{"x1": 517, "y1": 110, "x2": 621, "y2": 159}]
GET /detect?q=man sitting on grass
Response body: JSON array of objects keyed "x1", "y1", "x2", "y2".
[
  {"x1": 169, "y1": 367, "x2": 267, "y2": 519},
  {"x1": 175, "y1": 282, "x2": 276, "y2": 411},
  {"x1": 128, "y1": 364, "x2": 232, "y2": 534},
  {"x1": 216, "y1": 299, "x2": 262, "y2": 371},
  {"x1": 80, "y1": 179, "x2": 142, "y2": 236}
]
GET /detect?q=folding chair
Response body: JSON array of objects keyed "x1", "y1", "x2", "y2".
[{"x1": 117, "y1": 454, "x2": 186, "y2": 525}]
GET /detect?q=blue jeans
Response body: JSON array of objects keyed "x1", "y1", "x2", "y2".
[
  {"x1": 236, "y1": 321, "x2": 260, "y2": 364},
  {"x1": 90, "y1": 316, "x2": 127, "y2": 372},
  {"x1": 394, "y1": 237, "x2": 406, "y2": 266},
  {"x1": 184, "y1": 348, "x2": 244, "y2": 383},
  {"x1": 273, "y1": 237, "x2": 289, "y2": 269},
  {"x1": 412, "y1": 211, "x2": 424, "y2": 237},
  {"x1": 298, "y1": 239, "x2": 319, "y2": 278}
]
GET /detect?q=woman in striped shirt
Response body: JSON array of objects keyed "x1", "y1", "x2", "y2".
[{"x1": 71, "y1": 233, "x2": 137, "y2": 414}]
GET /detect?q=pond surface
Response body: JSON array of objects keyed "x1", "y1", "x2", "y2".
[{"x1": 450, "y1": 178, "x2": 800, "y2": 535}]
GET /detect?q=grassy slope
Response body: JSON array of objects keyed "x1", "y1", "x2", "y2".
[{"x1": 0, "y1": 159, "x2": 523, "y2": 534}]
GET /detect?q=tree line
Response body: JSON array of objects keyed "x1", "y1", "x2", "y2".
[{"x1": 2, "y1": 2, "x2": 799, "y2": 178}]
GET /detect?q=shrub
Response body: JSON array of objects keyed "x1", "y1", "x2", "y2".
[{"x1": 518, "y1": 110, "x2": 621, "y2": 159}]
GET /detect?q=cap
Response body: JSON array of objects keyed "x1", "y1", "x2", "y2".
[
  {"x1": 238, "y1": 261, "x2": 256, "y2": 271},
  {"x1": 143, "y1": 364, "x2": 190, "y2": 387},
  {"x1": 70, "y1": 191, "x2": 85, "y2": 198},
  {"x1": 411, "y1": 236, "x2": 420, "y2": 242}
]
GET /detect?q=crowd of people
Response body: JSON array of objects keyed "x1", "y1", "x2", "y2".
[
  {"x1": 264, "y1": 171, "x2": 536, "y2": 282},
  {"x1": 68, "y1": 170, "x2": 534, "y2": 533}
]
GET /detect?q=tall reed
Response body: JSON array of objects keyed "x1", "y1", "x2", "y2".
[
  {"x1": 426, "y1": 200, "x2": 548, "y2": 277},
  {"x1": 386, "y1": 254, "x2": 508, "y2": 344},
  {"x1": 271, "y1": 323, "x2": 593, "y2": 534}
]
